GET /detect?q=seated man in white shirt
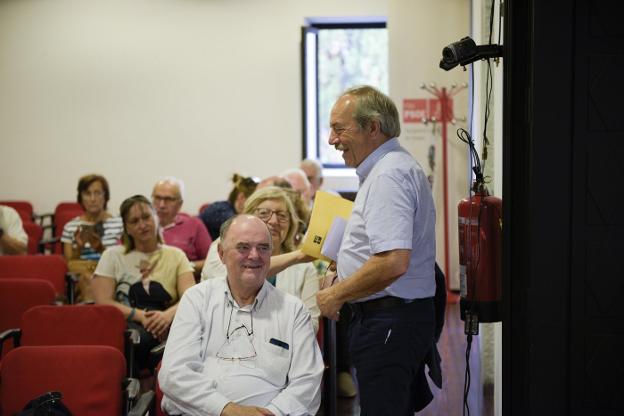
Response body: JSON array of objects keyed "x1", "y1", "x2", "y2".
[
  {"x1": 0, "y1": 205, "x2": 28, "y2": 255},
  {"x1": 159, "y1": 214, "x2": 323, "y2": 416}
]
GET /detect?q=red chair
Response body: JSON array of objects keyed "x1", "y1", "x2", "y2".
[
  {"x1": 19, "y1": 305, "x2": 126, "y2": 353},
  {"x1": 22, "y1": 222, "x2": 44, "y2": 254},
  {"x1": 154, "y1": 361, "x2": 167, "y2": 416},
  {"x1": 0, "y1": 279, "x2": 55, "y2": 359},
  {"x1": 54, "y1": 202, "x2": 83, "y2": 214},
  {"x1": 198, "y1": 202, "x2": 211, "y2": 215},
  {"x1": 1, "y1": 346, "x2": 128, "y2": 415},
  {"x1": 0, "y1": 201, "x2": 33, "y2": 224},
  {"x1": 50, "y1": 208, "x2": 83, "y2": 255},
  {"x1": 0, "y1": 255, "x2": 72, "y2": 303}
]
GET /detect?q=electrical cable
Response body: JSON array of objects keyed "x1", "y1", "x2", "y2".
[
  {"x1": 459, "y1": 1, "x2": 500, "y2": 413},
  {"x1": 481, "y1": 0, "x2": 498, "y2": 171},
  {"x1": 463, "y1": 333, "x2": 473, "y2": 416}
]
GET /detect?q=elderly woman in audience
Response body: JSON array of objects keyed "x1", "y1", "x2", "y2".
[
  {"x1": 61, "y1": 174, "x2": 123, "y2": 260},
  {"x1": 61, "y1": 174, "x2": 123, "y2": 301},
  {"x1": 199, "y1": 173, "x2": 258, "y2": 240},
  {"x1": 201, "y1": 186, "x2": 321, "y2": 333},
  {"x1": 92, "y1": 195, "x2": 195, "y2": 372}
]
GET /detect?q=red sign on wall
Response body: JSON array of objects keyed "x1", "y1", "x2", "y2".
[
  {"x1": 403, "y1": 98, "x2": 453, "y2": 123},
  {"x1": 403, "y1": 99, "x2": 428, "y2": 123}
]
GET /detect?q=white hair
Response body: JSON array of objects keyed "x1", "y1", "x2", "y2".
[
  {"x1": 280, "y1": 168, "x2": 311, "y2": 188},
  {"x1": 300, "y1": 159, "x2": 323, "y2": 179},
  {"x1": 155, "y1": 176, "x2": 185, "y2": 200}
]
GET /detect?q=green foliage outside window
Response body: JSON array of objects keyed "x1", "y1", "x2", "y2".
[{"x1": 317, "y1": 28, "x2": 388, "y2": 165}]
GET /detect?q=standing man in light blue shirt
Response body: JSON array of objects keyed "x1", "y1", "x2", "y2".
[{"x1": 316, "y1": 85, "x2": 437, "y2": 415}]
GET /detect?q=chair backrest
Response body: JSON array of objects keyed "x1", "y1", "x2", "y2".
[
  {"x1": 1, "y1": 345, "x2": 126, "y2": 416},
  {"x1": 198, "y1": 202, "x2": 211, "y2": 215},
  {"x1": 0, "y1": 279, "x2": 56, "y2": 359},
  {"x1": 22, "y1": 222, "x2": 44, "y2": 254},
  {"x1": 0, "y1": 255, "x2": 68, "y2": 299},
  {"x1": 0, "y1": 200, "x2": 33, "y2": 223},
  {"x1": 52, "y1": 209, "x2": 83, "y2": 254},
  {"x1": 54, "y1": 202, "x2": 83, "y2": 215},
  {"x1": 21, "y1": 304, "x2": 126, "y2": 354},
  {"x1": 0, "y1": 279, "x2": 56, "y2": 333}
]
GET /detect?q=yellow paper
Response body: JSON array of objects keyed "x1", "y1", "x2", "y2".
[{"x1": 302, "y1": 191, "x2": 353, "y2": 261}]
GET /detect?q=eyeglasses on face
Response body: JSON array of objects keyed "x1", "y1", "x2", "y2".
[
  {"x1": 152, "y1": 195, "x2": 179, "y2": 204},
  {"x1": 253, "y1": 208, "x2": 290, "y2": 224}
]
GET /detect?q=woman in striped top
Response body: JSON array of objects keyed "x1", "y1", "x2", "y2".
[{"x1": 61, "y1": 174, "x2": 123, "y2": 261}]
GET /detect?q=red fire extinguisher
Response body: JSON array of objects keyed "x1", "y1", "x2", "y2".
[{"x1": 458, "y1": 184, "x2": 502, "y2": 323}]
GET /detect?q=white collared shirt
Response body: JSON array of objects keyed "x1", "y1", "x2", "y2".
[
  {"x1": 201, "y1": 239, "x2": 321, "y2": 334},
  {"x1": 337, "y1": 138, "x2": 437, "y2": 300},
  {"x1": 159, "y1": 278, "x2": 323, "y2": 416}
]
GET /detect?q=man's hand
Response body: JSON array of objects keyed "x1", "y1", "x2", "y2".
[
  {"x1": 316, "y1": 285, "x2": 343, "y2": 321},
  {"x1": 320, "y1": 271, "x2": 338, "y2": 290},
  {"x1": 221, "y1": 402, "x2": 275, "y2": 416}
]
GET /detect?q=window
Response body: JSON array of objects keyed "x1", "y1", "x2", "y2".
[{"x1": 302, "y1": 19, "x2": 388, "y2": 168}]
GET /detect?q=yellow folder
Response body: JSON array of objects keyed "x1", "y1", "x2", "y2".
[{"x1": 301, "y1": 191, "x2": 354, "y2": 261}]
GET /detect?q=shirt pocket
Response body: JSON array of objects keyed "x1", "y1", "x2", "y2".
[{"x1": 258, "y1": 339, "x2": 291, "y2": 386}]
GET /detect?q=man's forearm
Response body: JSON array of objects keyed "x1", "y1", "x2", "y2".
[
  {"x1": 333, "y1": 249, "x2": 411, "y2": 304},
  {"x1": 0, "y1": 234, "x2": 27, "y2": 255}
]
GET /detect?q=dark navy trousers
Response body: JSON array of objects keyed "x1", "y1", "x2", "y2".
[{"x1": 348, "y1": 298, "x2": 435, "y2": 416}]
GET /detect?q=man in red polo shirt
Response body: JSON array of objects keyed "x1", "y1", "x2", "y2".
[{"x1": 152, "y1": 177, "x2": 211, "y2": 280}]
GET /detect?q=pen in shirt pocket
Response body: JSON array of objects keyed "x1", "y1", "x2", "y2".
[{"x1": 270, "y1": 338, "x2": 289, "y2": 350}]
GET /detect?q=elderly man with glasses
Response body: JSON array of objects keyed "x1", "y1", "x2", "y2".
[
  {"x1": 152, "y1": 177, "x2": 212, "y2": 279},
  {"x1": 159, "y1": 214, "x2": 323, "y2": 416}
]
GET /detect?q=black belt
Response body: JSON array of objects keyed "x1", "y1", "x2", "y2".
[{"x1": 350, "y1": 296, "x2": 416, "y2": 315}]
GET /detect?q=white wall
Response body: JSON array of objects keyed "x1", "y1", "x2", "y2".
[
  {"x1": 388, "y1": 0, "x2": 471, "y2": 289},
  {"x1": 0, "y1": 0, "x2": 387, "y2": 215}
]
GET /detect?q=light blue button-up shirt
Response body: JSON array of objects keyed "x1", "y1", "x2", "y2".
[{"x1": 337, "y1": 138, "x2": 436, "y2": 301}]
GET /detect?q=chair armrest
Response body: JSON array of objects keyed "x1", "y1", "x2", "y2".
[
  {"x1": 149, "y1": 342, "x2": 166, "y2": 370},
  {"x1": 39, "y1": 236, "x2": 60, "y2": 255},
  {"x1": 150, "y1": 342, "x2": 166, "y2": 355},
  {"x1": 0, "y1": 328, "x2": 22, "y2": 356},
  {"x1": 124, "y1": 328, "x2": 141, "y2": 378},
  {"x1": 65, "y1": 273, "x2": 79, "y2": 304},
  {"x1": 126, "y1": 328, "x2": 141, "y2": 345},
  {"x1": 124, "y1": 377, "x2": 141, "y2": 400},
  {"x1": 128, "y1": 390, "x2": 155, "y2": 416},
  {"x1": 34, "y1": 212, "x2": 54, "y2": 229}
]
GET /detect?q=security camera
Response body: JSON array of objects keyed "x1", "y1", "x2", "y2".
[{"x1": 439, "y1": 36, "x2": 503, "y2": 71}]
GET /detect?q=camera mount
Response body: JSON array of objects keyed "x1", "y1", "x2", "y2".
[{"x1": 439, "y1": 36, "x2": 503, "y2": 71}]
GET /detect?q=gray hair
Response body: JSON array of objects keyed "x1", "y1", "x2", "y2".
[
  {"x1": 280, "y1": 168, "x2": 311, "y2": 189},
  {"x1": 154, "y1": 176, "x2": 185, "y2": 200},
  {"x1": 300, "y1": 159, "x2": 323, "y2": 179},
  {"x1": 342, "y1": 85, "x2": 401, "y2": 138}
]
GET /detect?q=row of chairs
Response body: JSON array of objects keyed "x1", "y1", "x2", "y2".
[
  {"x1": 0, "y1": 282, "x2": 153, "y2": 415},
  {"x1": 0, "y1": 255, "x2": 74, "y2": 303},
  {"x1": 1, "y1": 200, "x2": 84, "y2": 255}
]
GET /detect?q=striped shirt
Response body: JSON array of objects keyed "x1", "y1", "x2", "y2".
[{"x1": 61, "y1": 216, "x2": 123, "y2": 260}]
